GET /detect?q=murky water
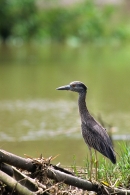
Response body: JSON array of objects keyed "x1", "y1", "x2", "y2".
[{"x1": 0, "y1": 43, "x2": 130, "y2": 165}]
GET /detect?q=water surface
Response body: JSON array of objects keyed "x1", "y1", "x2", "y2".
[{"x1": 0, "y1": 43, "x2": 130, "y2": 165}]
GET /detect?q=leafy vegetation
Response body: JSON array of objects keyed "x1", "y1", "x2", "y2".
[
  {"x1": 0, "y1": 0, "x2": 40, "y2": 41},
  {"x1": 0, "y1": 0, "x2": 130, "y2": 43}
]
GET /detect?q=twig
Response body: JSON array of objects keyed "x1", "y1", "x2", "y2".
[
  {"x1": 13, "y1": 166, "x2": 46, "y2": 190},
  {"x1": 13, "y1": 167, "x2": 46, "y2": 192}
]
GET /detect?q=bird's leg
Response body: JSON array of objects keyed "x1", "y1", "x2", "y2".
[
  {"x1": 88, "y1": 147, "x2": 93, "y2": 181},
  {"x1": 94, "y1": 149, "x2": 98, "y2": 181}
]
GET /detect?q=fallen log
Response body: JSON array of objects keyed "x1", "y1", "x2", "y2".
[
  {"x1": 0, "y1": 150, "x2": 35, "y2": 172},
  {"x1": 0, "y1": 170, "x2": 34, "y2": 195},
  {"x1": 0, "y1": 149, "x2": 98, "y2": 192},
  {"x1": 0, "y1": 162, "x2": 13, "y2": 176},
  {"x1": 47, "y1": 166, "x2": 98, "y2": 191},
  {"x1": 0, "y1": 149, "x2": 130, "y2": 195}
]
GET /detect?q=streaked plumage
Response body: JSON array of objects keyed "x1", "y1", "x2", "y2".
[{"x1": 57, "y1": 81, "x2": 116, "y2": 179}]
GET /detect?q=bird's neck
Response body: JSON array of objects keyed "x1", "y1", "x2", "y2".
[{"x1": 78, "y1": 91, "x2": 88, "y2": 117}]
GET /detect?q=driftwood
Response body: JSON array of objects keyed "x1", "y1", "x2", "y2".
[{"x1": 0, "y1": 149, "x2": 130, "y2": 195}]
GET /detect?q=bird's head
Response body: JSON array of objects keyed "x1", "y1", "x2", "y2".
[{"x1": 56, "y1": 81, "x2": 87, "y2": 93}]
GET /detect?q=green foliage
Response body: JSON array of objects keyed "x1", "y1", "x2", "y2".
[
  {"x1": 73, "y1": 1, "x2": 114, "y2": 41},
  {"x1": 115, "y1": 142, "x2": 130, "y2": 188},
  {"x1": 38, "y1": 0, "x2": 115, "y2": 42},
  {"x1": 98, "y1": 142, "x2": 130, "y2": 188},
  {"x1": 71, "y1": 142, "x2": 130, "y2": 188},
  {"x1": 0, "y1": 0, "x2": 130, "y2": 43},
  {"x1": 38, "y1": 8, "x2": 75, "y2": 41},
  {"x1": 71, "y1": 155, "x2": 79, "y2": 176},
  {"x1": 0, "y1": 0, "x2": 39, "y2": 41}
]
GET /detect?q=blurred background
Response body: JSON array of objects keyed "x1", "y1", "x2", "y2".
[{"x1": 0, "y1": 0, "x2": 130, "y2": 166}]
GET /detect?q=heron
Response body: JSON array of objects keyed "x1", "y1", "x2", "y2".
[{"x1": 56, "y1": 81, "x2": 116, "y2": 180}]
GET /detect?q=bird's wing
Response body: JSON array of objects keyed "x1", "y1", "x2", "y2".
[
  {"x1": 83, "y1": 114, "x2": 111, "y2": 144},
  {"x1": 81, "y1": 118, "x2": 116, "y2": 163}
]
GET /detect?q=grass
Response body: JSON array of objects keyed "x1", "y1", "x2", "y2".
[
  {"x1": 114, "y1": 142, "x2": 130, "y2": 188},
  {"x1": 71, "y1": 142, "x2": 130, "y2": 189}
]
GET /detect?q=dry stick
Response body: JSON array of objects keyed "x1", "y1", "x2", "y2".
[
  {"x1": 47, "y1": 167, "x2": 97, "y2": 191},
  {"x1": 105, "y1": 187, "x2": 130, "y2": 195},
  {"x1": 13, "y1": 167, "x2": 40, "y2": 192},
  {"x1": 0, "y1": 170, "x2": 34, "y2": 195},
  {"x1": 0, "y1": 150, "x2": 130, "y2": 195},
  {"x1": 13, "y1": 167, "x2": 46, "y2": 191}
]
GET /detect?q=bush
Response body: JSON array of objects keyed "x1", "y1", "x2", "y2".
[
  {"x1": 0, "y1": 0, "x2": 39, "y2": 41},
  {"x1": 0, "y1": 0, "x2": 129, "y2": 43}
]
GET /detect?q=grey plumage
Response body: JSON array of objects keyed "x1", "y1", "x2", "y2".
[{"x1": 57, "y1": 81, "x2": 116, "y2": 164}]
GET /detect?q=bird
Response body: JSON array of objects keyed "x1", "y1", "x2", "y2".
[{"x1": 56, "y1": 81, "x2": 116, "y2": 180}]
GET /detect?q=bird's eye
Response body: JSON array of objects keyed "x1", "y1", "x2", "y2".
[{"x1": 72, "y1": 84, "x2": 76, "y2": 87}]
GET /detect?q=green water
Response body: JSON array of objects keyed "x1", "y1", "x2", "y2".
[{"x1": 0, "y1": 42, "x2": 130, "y2": 165}]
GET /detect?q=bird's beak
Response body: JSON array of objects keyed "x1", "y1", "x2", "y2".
[{"x1": 56, "y1": 85, "x2": 70, "y2": 90}]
